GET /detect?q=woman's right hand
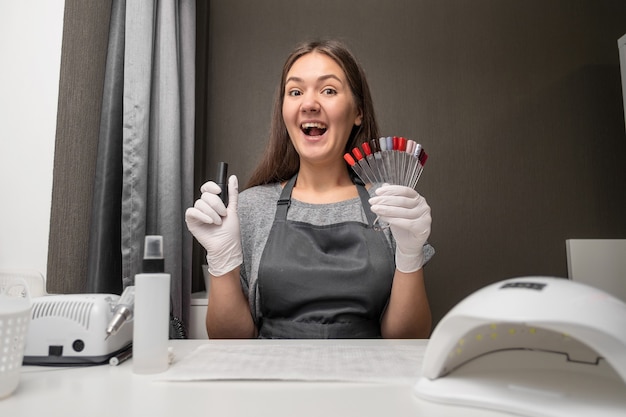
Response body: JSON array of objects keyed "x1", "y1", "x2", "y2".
[{"x1": 185, "y1": 175, "x2": 242, "y2": 276}]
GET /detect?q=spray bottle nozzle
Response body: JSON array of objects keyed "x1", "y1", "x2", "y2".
[{"x1": 143, "y1": 235, "x2": 164, "y2": 273}]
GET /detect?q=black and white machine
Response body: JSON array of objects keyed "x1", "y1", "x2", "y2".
[{"x1": 23, "y1": 293, "x2": 133, "y2": 366}]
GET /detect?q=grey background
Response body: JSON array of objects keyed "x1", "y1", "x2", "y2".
[{"x1": 200, "y1": 0, "x2": 626, "y2": 326}]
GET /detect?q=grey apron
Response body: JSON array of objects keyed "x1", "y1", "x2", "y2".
[{"x1": 257, "y1": 175, "x2": 395, "y2": 339}]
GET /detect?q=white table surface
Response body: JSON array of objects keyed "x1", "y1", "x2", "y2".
[{"x1": 1, "y1": 339, "x2": 512, "y2": 417}]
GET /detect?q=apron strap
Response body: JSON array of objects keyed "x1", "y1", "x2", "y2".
[
  {"x1": 356, "y1": 183, "x2": 377, "y2": 227},
  {"x1": 275, "y1": 175, "x2": 297, "y2": 221}
]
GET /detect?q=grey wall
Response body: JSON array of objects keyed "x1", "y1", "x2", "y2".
[{"x1": 200, "y1": 1, "x2": 626, "y2": 326}]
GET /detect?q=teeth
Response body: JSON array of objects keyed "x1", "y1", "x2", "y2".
[{"x1": 301, "y1": 122, "x2": 327, "y2": 129}]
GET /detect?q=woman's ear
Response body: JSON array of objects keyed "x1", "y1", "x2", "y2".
[{"x1": 354, "y1": 109, "x2": 363, "y2": 127}]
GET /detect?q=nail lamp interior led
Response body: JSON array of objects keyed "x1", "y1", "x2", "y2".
[{"x1": 414, "y1": 276, "x2": 626, "y2": 417}]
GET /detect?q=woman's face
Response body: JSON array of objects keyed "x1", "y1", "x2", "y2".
[{"x1": 282, "y1": 52, "x2": 362, "y2": 166}]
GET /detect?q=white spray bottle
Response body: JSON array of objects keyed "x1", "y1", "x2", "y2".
[{"x1": 133, "y1": 235, "x2": 171, "y2": 374}]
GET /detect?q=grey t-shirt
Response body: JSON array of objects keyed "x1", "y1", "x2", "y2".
[{"x1": 237, "y1": 182, "x2": 435, "y2": 323}]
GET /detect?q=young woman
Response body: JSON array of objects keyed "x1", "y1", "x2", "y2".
[{"x1": 185, "y1": 40, "x2": 434, "y2": 339}]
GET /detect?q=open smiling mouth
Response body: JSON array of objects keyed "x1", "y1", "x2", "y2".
[{"x1": 301, "y1": 122, "x2": 327, "y2": 137}]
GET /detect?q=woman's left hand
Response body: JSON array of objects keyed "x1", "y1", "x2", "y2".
[{"x1": 369, "y1": 184, "x2": 431, "y2": 273}]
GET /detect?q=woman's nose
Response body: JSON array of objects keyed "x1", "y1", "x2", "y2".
[{"x1": 300, "y1": 92, "x2": 320, "y2": 112}]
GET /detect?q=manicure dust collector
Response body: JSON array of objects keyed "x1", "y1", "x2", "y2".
[{"x1": 414, "y1": 276, "x2": 626, "y2": 417}]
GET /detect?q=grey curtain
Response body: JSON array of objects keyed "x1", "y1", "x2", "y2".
[
  {"x1": 87, "y1": 0, "x2": 125, "y2": 296},
  {"x1": 87, "y1": 0, "x2": 196, "y2": 335}
]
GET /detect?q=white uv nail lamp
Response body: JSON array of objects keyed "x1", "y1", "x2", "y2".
[{"x1": 414, "y1": 277, "x2": 626, "y2": 417}]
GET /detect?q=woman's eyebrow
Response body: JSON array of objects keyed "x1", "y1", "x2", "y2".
[{"x1": 285, "y1": 74, "x2": 344, "y2": 85}]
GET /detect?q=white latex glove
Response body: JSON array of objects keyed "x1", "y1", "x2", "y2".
[
  {"x1": 369, "y1": 184, "x2": 431, "y2": 273},
  {"x1": 184, "y1": 175, "x2": 242, "y2": 276}
]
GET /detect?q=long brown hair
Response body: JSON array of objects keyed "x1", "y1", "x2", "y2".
[{"x1": 246, "y1": 39, "x2": 379, "y2": 188}]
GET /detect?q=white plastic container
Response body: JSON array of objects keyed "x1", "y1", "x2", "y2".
[
  {"x1": 0, "y1": 279, "x2": 32, "y2": 398},
  {"x1": 132, "y1": 236, "x2": 171, "y2": 374}
]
